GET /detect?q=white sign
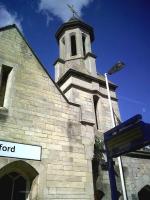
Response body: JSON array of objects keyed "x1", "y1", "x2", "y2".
[{"x1": 0, "y1": 140, "x2": 41, "y2": 161}]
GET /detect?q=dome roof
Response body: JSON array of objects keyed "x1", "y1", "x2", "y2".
[{"x1": 55, "y1": 17, "x2": 94, "y2": 42}]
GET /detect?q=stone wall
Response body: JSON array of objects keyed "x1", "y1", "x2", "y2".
[
  {"x1": 0, "y1": 26, "x2": 95, "y2": 200},
  {"x1": 58, "y1": 70, "x2": 121, "y2": 199},
  {"x1": 122, "y1": 156, "x2": 150, "y2": 200}
]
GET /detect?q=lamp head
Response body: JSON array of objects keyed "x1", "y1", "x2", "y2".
[{"x1": 108, "y1": 61, "x2": 125, "y2": 75}]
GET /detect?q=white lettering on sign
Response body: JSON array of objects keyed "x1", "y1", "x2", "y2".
[{"x1": 0, "y1": 140, "x2": 41, "y2": 161}]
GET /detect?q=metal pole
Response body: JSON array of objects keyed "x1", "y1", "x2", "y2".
[
  {"x1": 107, "y1": 154, "x2": 118, "y2": 200},
  {"x1": 104, "y1": 73, "x2": 128, "y2": 200}
]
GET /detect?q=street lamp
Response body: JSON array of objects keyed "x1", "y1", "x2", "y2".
[
  {"x1": 104, "y1": 61, "x2": 128, "y2": 200},
  {"x1": 107, "y1": 61, "x2": 125, "y2": 75}
]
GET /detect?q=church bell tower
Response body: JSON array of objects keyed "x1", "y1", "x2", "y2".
[
  {"x1": 54, "y1": 15, "x2": 118, "y2": 130},
  {"x1": 54, "y1": 16, "x2": 97, "y2": 82},
  {"x1": 54, "y1": 12, "x2": 120, "y2": 200}
]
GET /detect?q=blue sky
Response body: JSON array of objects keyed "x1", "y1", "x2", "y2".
[{"x1": 0, "y1": 0, "x2": 149, "y2": 123}]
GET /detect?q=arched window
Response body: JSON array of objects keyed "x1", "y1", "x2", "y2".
[
  {"x1": 82, "y1": 34, "x2": 86, "y2": 56},
  {"x1": 0, "y1": 161, "x2": 38, "y2": 200},
  {"x1": 0, "y1": 65, "x2": 12, "y2": 107},
  {"x1": 70, "y1": 34, "x2": 77, "y2": 56}
]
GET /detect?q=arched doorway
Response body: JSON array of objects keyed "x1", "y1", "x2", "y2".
[
  {"x1": 0, "y1": 161, "x2": 38, "y2": 200},
  {"x1": 0, "y1": 172, "x2": 26, "y2": 199},
  {"x1": 138, "y1": 185, "x2": 150, "y2": 200}
]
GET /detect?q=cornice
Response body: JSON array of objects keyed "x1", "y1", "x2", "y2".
[{"x1": 57, "y1": 69, "x2": 118, "y2": 90}]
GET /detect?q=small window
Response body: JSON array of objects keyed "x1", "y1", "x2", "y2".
[
  {"x1": 0, "y1": 65, "x2": 12, "y2": 107},
  {"x1": 82, "y1": 34, "x2": 86, "y2": 56},
  {"x1": 71, "y1": 35, "x2": 77, "y2": 56},
  {"x1": 61, "y1": 37, "x2": 66, "y2": 59},
  {"x1": 93, "y1": 95, "x2": 99, "y2": 129}
]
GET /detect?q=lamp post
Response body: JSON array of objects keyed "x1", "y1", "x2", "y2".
[{"x1": 104, "y1": 61, "x2": 128, "y2": 200}]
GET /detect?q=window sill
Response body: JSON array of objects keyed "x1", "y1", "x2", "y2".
[{"x1": 0, "y1": 107, "x2": 8, "y2": 115}]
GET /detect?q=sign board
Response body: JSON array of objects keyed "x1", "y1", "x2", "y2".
[
  {"x1": 104, "y1": 115, "x2": 150, "y2": 158},
  {"x1": 0, "y1": 140, "x2": 42, "y2": 161},
  {"x1": 104, "y1": 114, "x2": 150, "y2": 200}
]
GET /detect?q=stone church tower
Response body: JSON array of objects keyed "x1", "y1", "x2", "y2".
[
  {"x1": 54, "y1": 16, "x2": 119, "y2": 133},
  {"x1": 54, "y1": 16, "x2": 121, "y2": 199}
]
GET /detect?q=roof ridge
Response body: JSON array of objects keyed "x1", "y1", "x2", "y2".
[{"x1": 0, "y1": 24, "x2": 17, "y2": 32}]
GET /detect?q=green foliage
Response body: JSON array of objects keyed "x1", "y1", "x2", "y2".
[{"x1": 94, "y1": 136, "x2": 105, "y2": 161}]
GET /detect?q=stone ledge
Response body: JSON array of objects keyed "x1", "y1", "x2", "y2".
[
  {"x1": 53, "y1": 58, "x2": 65, "y2": 66},
  {"x1": 84, "y1": 52, "x2": 97, "y2": 59},
  {"x1": 80, "y1": 120, "x2": 95, "y2": 126}
]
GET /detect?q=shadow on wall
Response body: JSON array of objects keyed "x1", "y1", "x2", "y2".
[{"x1": 94, "y1": 190, "x2": 104, "y2": 200}]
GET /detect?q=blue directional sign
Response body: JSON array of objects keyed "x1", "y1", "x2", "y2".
[{"x1": 104, "y1": 115, "x2": 150, "y2": 158}]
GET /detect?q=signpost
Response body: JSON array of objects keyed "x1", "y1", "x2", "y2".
[{"x1": 104, "y1": 114, "x2": 150, "y2": 199}]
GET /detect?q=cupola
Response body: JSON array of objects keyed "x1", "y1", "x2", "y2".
[{"x1": 54, "y1": 16, "x2": 97, "y2": 82}]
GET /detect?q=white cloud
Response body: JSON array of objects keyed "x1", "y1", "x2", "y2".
[
  {"x1": 120, "y1": 96, "x2": 146, "y2": 106},
  {"x1": 38, "y1": 0, "x2": 93, "y2": 22},
  {"x1": 0, "y1": 4, "x2": 23, "y2": 31}
]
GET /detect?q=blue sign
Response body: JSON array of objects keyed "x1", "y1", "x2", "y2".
[{"x1": 104, "y1": 115, "x2": 150, "y2": 158}]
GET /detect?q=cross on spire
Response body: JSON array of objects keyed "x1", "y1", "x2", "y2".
[{"x1": 67, "y1": 4, "x2": 80, "y2": 19}]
